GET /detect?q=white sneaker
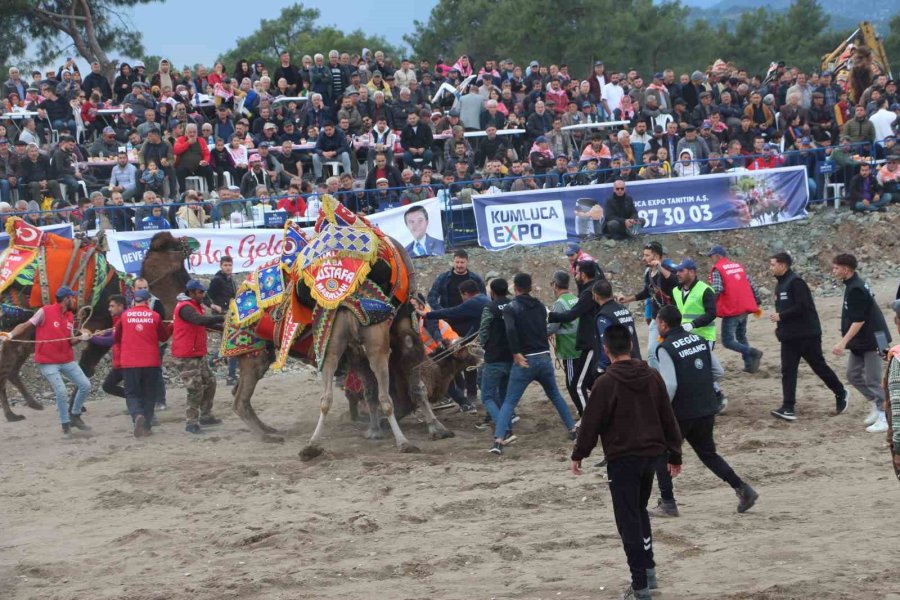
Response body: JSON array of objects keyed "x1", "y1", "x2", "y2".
[
  {"x1": 865, "y1": 413, "x2": 888, "y2": 433},
  {"x1": 863, "y1": 405, "x2": 880, "y2": 426}
]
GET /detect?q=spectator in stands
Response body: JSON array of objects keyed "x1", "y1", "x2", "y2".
[
  {"x1": 176, "y1": 190, "x2": 209, "y2": 227},
  {"x1": 528, "y1": 136, "x2": 554, "y2": 175},
  {"x1": 748, "y1": 141, "x2": 784, "y2": 171},
  {"x1": 842, "y1": 104, "x2": 875, "y2": 145},
  {"x1": 81, "y1": 61, "x2": 112, "y2": 100},
  {"x1": 21, "y1": 143, "x2": 62, "y2": 209},
  {"x1": 848, "y1": 162, "x2": 889, "y2": 212},
  {"x1": 240, "y1": 154, "x2": 273, "y2": 198},
  {"x1": 400, "y1": 111, "x2": 434, "y2": 169},
  {"x1": 525, "y1": 100, "x2": 553, "y2": 144},
  {"x1": 744, "y1": 91, "x2": 775, "y2": 137},
  {"x1": 676, "y1": 125, "x2": 710, "y2": 161},
  {"x1": 174, "y1": 123, "x2": 213, "y2": 192},
  {"x1": 139, "y1": 126, "x2": 175, "y2": 197},
  {"x1": 108, "y1": 150, "x2": 139, "y2": 201}
]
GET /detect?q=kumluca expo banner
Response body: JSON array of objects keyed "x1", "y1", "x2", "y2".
[{"x1": 472, "y1": 166, "x2": 809, "y2": 250}]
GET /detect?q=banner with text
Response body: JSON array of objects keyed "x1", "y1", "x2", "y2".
[
  {"x1": 106, "y1": 199, "x2": 445, "y2": 275},
  {"x1": 472, "y1": 166, "x2": 809, "y2": 250}
]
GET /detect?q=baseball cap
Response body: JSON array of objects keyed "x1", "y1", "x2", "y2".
[
  {"x1": 375, "y1": 177, "x2": 389, "y2": 184},
  {"x1": 134, "y1": 289, "x2": 151, "y2": 301},
  {"x1": 259, "y1": 141, "x2": 272, "y2": 149},
  {"x1": 372, "y1": 70, "x2": 383, "y2": 77},
  {"x1": 264, "y1": 122, "x2": 277, "y2": 130},
  {"x1": 186, "y1": 280, "x2": 206, "y2": 292},
  {"x1": 556, "y1": 153, "x2": 568, "y2": 160},
  {"x1": 891, "y1": 103, "x2": 900, "y2": 111},
  {"x1": 661, "y1": 258, "x2": 677, "y2": 270},
  {"x1": 706, "y1": 245, "x2": 727, "y2": 257},
  {"x1": 55, "y1": 286, "x2": 78, "y2": 300},
  {"x1": 653, "y1": 72, "x2": 664, "y2": 79},
  {"x1": 581, "y1": 101, "x2": 592, "y2": 108},
  {"x1": 674, "y1": 258, "x2": 697, "y2": 271},
  {"x1": 701, "y1": 120, "x2": 712, "y2": 129},
  {"x1": 691, "y1": 70, "x2": 705, "y2": 82},
  {"x1": 102, "y1": 126, "x2": 115, "y2": 135},
  {"x1": 535, "y1": 135, "x2": 547, "y2": 143},
  {"x1": 564, "y1": 242, "x2": 580, "y2": 256},
  {"x1": 799, "y1": 136, "x2": 812, "y2": 145},
  {"x1": 448, "y1": 108, "x2": 460, "y2": 117}
]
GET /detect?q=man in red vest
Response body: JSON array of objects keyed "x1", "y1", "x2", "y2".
[
  {"x1": 707, "y1": 246, "x2": 763, "y2": 373},
  {"x1": 1, "y1": 286, "x2": 92, "y2": 438},
  {"x1": 115, "y1": 289, "x2": 172, "y2": 437},
  {"x1": 172, "y1": 280, "x2": 225, "y2": 434}
]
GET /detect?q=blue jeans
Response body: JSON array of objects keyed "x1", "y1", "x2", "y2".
[
  {"x1": 51, "y1": 118, "x2": 77, "y2": 135},
  {"x1": 403, "y1": 149, "x2": 433, "y2": 169},
  {"x1": 38, "y1": 361, "x2": 91, "y2": 424},
  {"x1": 854, "y1": 193, "x2": 891, "y2": 211},
  {"x1": 480, "y1": 361, "x2": 511, "y2": 424},
  {"x1": 493, "y1": 353, "x2": 575, "y2": 440},
  {"x1": 720, "y1": 314, "x2": 751, "y2": 363},
  {"x1": 0, "y1": 178, "x2": 10, "y2": 203}
]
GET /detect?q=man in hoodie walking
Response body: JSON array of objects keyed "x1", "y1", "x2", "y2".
[
  {"x1": 489, "y1": 273, "x2": 577, "y2": 454},
  {"x1": 571, "y1": 324, "x2": 683, "y2": 600},
  {"x1": 650, "y1": 305, "x2": 758, "y2": 518}
]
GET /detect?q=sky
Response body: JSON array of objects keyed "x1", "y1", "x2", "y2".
[{"x1": 129, "y1": 0, "x2": 438, "y2": 68}]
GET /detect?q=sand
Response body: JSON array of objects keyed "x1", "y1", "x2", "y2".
[{"x1": 1, "y1": 281, "x2": 899, "y2": 600}]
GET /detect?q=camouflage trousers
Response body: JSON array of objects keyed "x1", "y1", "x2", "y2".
[{"x1": 173, "y1": 356, "x2": 216, "y2": 425}]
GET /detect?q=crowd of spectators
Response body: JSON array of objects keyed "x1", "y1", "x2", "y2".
[{"x1": 2, "y1": 48, "x2": 899, "y2": 233}]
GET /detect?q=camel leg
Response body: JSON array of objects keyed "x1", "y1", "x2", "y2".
[
  {"x1": 0, "y1": 343, "x2": 35, "y2": 421},
  {"x1": 300, "y1": 345, "x2": 341, "y2": 461},
  {"x1": 362, "y1": 323, "x2": 418, "y2": 454},
  {"x1": 411, "y1": 366, "x2": 454, "y2": 440},
  {"x1": 232, "y1": 353, "x2": 282, "y2": 442},
  {"x1": 9, "y1": 371, "x2": 42, "y2": 411},
  {"x1": 356, "y1": 364, "x2": 385, "y2": 440}
]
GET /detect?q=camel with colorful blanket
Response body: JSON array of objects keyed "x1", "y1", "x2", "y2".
[
  {"x1": 0, "y1": 218, "x2": 191, "y2": 421},
  {"x1": 222, "y1": 195, "x2": 453, "y2": 458}
]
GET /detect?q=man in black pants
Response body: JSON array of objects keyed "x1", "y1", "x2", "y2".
[
  {"x1": 91, "y1": 295, "x2": 127, "y2": 398},
  {"x1": 572, "y1": 324, "x2": 683, "y2": 600},
  {"x1": 651, "y1": 305, "x2": 759, "y2": 518},
  {"x1": 548, "y1": 260, "x2": 605, "y2": 416},
  {"x1": 768, "y1": 252, "x2": 849, "y2": 421}
]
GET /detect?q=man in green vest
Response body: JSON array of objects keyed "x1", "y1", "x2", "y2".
[
  {"x1": 547, "y1": 271, "x2": 581, "y2": 410},
  {"x1": 673, "y1": 258, "x2": 727, "y2": 410}
]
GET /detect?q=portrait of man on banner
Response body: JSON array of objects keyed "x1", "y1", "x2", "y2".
[{"x1": 403, "y1": 205, "x2": 445, "y2": 257}]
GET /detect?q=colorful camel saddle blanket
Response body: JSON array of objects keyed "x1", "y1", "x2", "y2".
[{"x1": 0, "y1": 217, "x2": 109, "y2": 309}]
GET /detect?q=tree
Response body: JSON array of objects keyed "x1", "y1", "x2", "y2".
[
  {"x1": 884, "y1": 13, "x2": 900, "y2": 71},
  {"x1": 0, "y1": 0, "x2": 158, "y2": 80},
  {"x1": 216, "y1": 3, "x2": 404, "y2": 73}
]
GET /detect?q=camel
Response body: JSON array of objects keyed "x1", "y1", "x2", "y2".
[
  {"x1": 0, "y1": 231, "x2": 191, "y2": 421},
  {"x1": 229, "y1": 224, "x2": 453, "y2": 459}
]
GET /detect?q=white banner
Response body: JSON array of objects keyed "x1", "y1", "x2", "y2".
[{"x1": 105, "y1": 198, "x2": 446, "y2": 275}]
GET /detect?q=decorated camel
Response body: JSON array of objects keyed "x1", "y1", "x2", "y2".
[
  {"x1": 0, "y1": 219, "x2": 191, "y2": 421},
  {"x1": 221, "y1": 196, "x2": 454, "y2": 458}
]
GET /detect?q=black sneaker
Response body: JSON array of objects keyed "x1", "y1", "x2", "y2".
[
  {"x1": 568, "y1": 429, "x2": 578, "y2": 441},
  {"x1": 716, "y1": 390, "x2": 728, "y2": 414},
  {"x1": 744, "y1": 349, "x2": 763, "y2": 374},
  {"x1": 736, "y1": 482, "x2": 759, "y2": 513},
  {"x1": 61, "y1": 423, "x2": 72, "y2": 439},
  {"x1": 834, "y1": 389, "x2": 850, "y2": 415},
  {"x1": 770, "y1": 406, "x2": 796, "y2": 421},
  {"x1": 185, "y1": 423, "x2": 202, "y2": 434},
  {"x1": 199, "y1": 415, "x2": 222, "y2": 426},
  {"x1": 459, "y1": 403, "x2": 477, "y2": 415},
  {"x1": 488, "y1": 442, "x2": 503, "y2": 455},
  {"x1": 69, "y1": 413, "x2": 91, "y2": 431}
]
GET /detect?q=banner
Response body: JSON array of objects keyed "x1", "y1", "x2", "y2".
[
  {"x1": 472, "y1": 166, "x2": 809, "y2": 250},
  {"x1": 105, "y1": 199, "x2": 446, "y2": 275},
  {"x1": 0, "y1": 222, "x2": 73, "y2": 253}
]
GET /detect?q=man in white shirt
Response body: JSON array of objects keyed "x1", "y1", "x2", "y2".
[
  {"x1": 602, "y1": 74, "x2": 625, "y2": 121},
  {"x1": 869, "y1": 98, "x2": 896, "y2": 152}
]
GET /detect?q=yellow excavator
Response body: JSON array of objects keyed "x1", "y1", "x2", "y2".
[{"x1": 821, "y1": 21, "x2": 892, "y2": 100}]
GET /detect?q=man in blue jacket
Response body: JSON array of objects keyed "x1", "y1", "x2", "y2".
[{"x1": 312, "y1": 121, "x2": 351, "y2": 182}]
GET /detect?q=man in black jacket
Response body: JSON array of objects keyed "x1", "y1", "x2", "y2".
[
  {"x1": 208, "y1": 255, "x2": 238, "y2": 386},
  {"x1": 831, "y1": 253, "x2": 892, "y2": 433},
  {"x1": 477, "y1": 278, "x2": 515, "y2": 436},
  {"x1": 400, "y1": 112, "x2": 434, "y2": 169},
  {"x1": 651, "y1": 305, "x2": 758, "y2": 520},
  {"x1": 768, "y1": 252, "x2": 848, "y2": 421},
  {"x1": 548, "y1": 260, "x2": 605, "y2": 416},
  {"x1": 312, "y1": 121, "x2": 351, "y2": 182},
  {"x1": 489, "y1": 273, "x2": 577, "y2": 455},
  {"x1": 603, "y1": 180, "x2": 643, "y2": 240},
  {"x1": 21, "y1": 143, "x2": 63, "y2": 207},
  {"x1": 572, "y1": 324, "x2": 683, "y2": 600}
]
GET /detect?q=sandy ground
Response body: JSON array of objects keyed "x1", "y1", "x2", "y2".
[{"x1": 2, "y1": 281, "x2": 899, "y2": 600}]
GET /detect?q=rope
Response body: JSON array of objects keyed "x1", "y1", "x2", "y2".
[{"x1": 428, "y1": 331, "x2": 480, "y2": 364}]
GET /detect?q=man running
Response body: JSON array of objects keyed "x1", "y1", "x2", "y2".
[
  {"x1": 706, "y1": 245, "x2": 763, "y2": 373},
  {"x1": 572, "y1": 324, "x2": 683, "y2": 600},
  {"x1": 651, "y1": 305, "x2": 759, "y2": 517},
  {"x1": 768, "y1": 252, "x2": 850, "y2": 421},
  {"x1": 831, "y1": 254, "x2": 892, "y2": 433}
]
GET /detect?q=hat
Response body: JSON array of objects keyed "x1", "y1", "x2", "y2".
[
  {"x1": 55, "y1": 286, "x2": 78, "y2": 300},
  {"x1": 701, "y1": 120, "x2": 712, "y2": 129},
  {"x1": 185, "y1": 280, "x2": 206, "y2": 292},
  {"x1": 535, "y1": 135, "x2": 548, "y2": 143},
  {"x1": 891, "y1": 103, "x2": 900, "y2": 111},
  {"x1": 799, "y1": 136, "x2": 812, "y2": 145},
  {"x1": 690, "y1": 70, "x2": 705, "y2": 82},
  {"x1": 372, "y1": 70, "x2": 383, "y2": 77},
  {"x1": 448, "y1": 108, "x2": 460, "y2": 117},
  {"x1": 661, "y1": 258, "x2": 677, "y2": 270},
  {"x1": 674, "y1": 258, "x2": 697, "y2": 271},
  {"x1": 375, "y1": 177, "x2": 389, "y2": 184},
  {"x1": 26, "y1": 86, "x2": 38, "y2": 93},
  {"x1": 556, "y1": 153, "x2": 568, "y2": 160},
  {"x1": 134, "y1": 289, "x2": 151, "y2": 302},
  {"x1": 581, "y1": 101, "x2": 592, "y2": 108},
  {"x1": 529, "y1": 60, "x2": 540, "y2": 68},
  {"x1": 124, "y1": 107, "x2": 134, "y2": 114},
  {"x1": 102, "y1": 126, "x2": 115, "y2": 135},
  {"x1": 564, "y1": 242, "x2": 580, "y2": 256},
  {"x1": 567, "y1": 161, "x2": 578, "y2": 168},
  {"x1": 259, "y1": 141, "x2": 272, "y2": 149},
  {"x1": 133, "y1": 61, "x2": 144, "y2": 68},
  {"x1": 706, "y1": 245, "x2": 727, "y2": 257},
  {"x1": 684, "y1": 125, "x2": 696, "y2": 132},
  {"x1": 891, "y1": 299, "x2": 900, "y2": 317},
  {"x1": 653, "y1": 72, "x2": 664, "y2": 79},
  {"x1": 264, "y1": 122, "x2": 277, "y2": 130}
]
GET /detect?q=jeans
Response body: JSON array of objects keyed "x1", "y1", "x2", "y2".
[
  {"x1": 853, "y1": 193, "x2": 891, "y2": 212},
  {"x1": 493, "y1": 353, "x2": 575, "y2": 440},
  {"x1": 124, "y1": 366, "x2": 165, "y2": 425},
  {"x1": 480, "y1": 361, "x2": 511, "y2": 424},
  {"x1": 312, "y1": 151, "x2": 352, "y2": 179},
  {"x1": 38, "y1": 361, "x2": 91, "y2": 424},
  {"x1": 402, "y1": 149, "x2": 433, "y2": 169},
  {"x1": 720, "y1": 314, "x2": 753, "y2": 363},
  {"x1": 0, "y1": 178, "x2": 10, "y2": 203},
  {"x1": 51, "y1": 118, "x2": 77, "y2": 135},
  {"x1": 647, "y1": 319, "x2": 661, "y2": 371}
]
